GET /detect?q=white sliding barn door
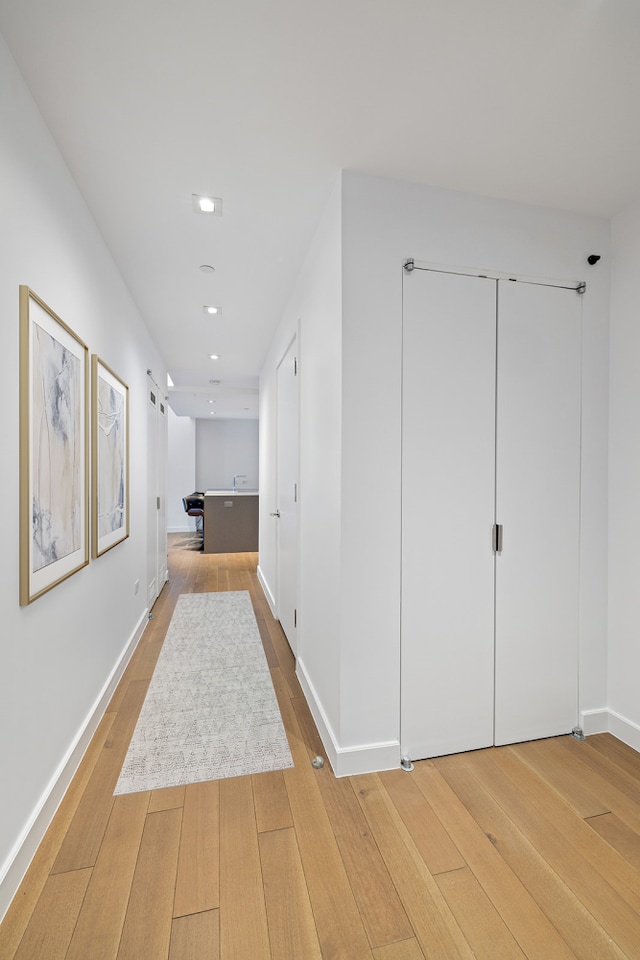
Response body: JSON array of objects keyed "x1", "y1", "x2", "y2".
[
  {"x1": 494, "y1": 280, "x2": 581, "y2": 745},
  {"x1": 401, "y1": 269, "x2": 497, "y2": 759}
]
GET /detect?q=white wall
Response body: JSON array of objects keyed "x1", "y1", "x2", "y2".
[
  {"x1": 196, "y1": 418, "x2": 259, "y2": 491},
  {"x1": 261, "y1": 170, "x2": 610, "y2": 776},
  {"x1": 608, "y1": 202, "x2": 640, "y2": 749},
  {"x1": 259, "y1": 176, "x2": 343, "y2": 738},
  {"x1": 0, "y1": 34, "x2": 166, "y2": 917},
  {"x1": 167, "y1": 408, "x2": 196, "y2": 531},
  {"x1": 338, "y1": 172, "x2": 610, "y2": 764}
]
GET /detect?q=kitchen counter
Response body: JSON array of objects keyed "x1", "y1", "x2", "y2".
[
  {"x1": 205, "y1": 489, "x2": 259, "y2": 496},
  {"x1": 203, "y1": 490, "x2": 259, "y2": 553}
]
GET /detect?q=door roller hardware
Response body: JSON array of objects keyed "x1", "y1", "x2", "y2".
[{"x1": 492, "y1": 523, "x2": 504, "y2": 554}]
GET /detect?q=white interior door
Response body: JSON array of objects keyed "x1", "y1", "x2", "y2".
[
  {"x1": 401, "y1": 269, "x2": 497, "y2": 759},
  {"x1": 494, "y1": 280, "x2": 581, "y2": 744},
  {"x1": 147, "y1": 375, "x2": 168, "y2": 608},
  {"x1": 157, "y1": 395, "x2": 168, "y2": 592},
  {"x1": 147, "y1": 378, "x2": 159, "y2": 606},
  {"x1": 276, "y1": 336, "x2": 299, "y2": 654}
]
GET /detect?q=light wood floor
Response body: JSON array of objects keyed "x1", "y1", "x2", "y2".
[{"x1": 2, "y1": 536, "x2": 640, "y2": 959}]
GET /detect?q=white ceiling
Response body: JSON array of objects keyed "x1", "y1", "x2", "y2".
[{"x1": 2, "y1": 0, "x2": 640, "y2": 420}]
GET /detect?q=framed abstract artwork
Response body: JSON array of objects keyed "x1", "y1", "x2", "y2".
[
  {"x1": 91, "y1": 355, "x2": 129, "y2": 557},
  {"x1": 19, "y1": 286, "x2": 89, "y2": 604}
]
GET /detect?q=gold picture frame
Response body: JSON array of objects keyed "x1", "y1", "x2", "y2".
[
  {"x1": 91, "y1": 355, "x2": 129, "y2": 557},
  {"x1": 20, "y1": 287, "x2": 89, "y2": 604}
]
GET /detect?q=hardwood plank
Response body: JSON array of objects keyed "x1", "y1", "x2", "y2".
[
  {"x1": 52, "y1": 679, "x2": 149, "y2": 873},
  {"x1": 174, "y1": 780, "x2": 220, "y2": 918},
  {"x1": 169, "y1": 910, "x2": 220, "y2": 960},
  {"x1": 252, "y1": 770, "x2": 293, "y2": 834},
  {"x1": 511, "y1": 737, "x2": 611, "y2": 818},
  {"x1": 318, "y1": 767, "x2": 415, "y2": 949},
  {"x1": 226, "y1": 557, "x2": 245, "y2": 592},
  {"x1": 265, "y1": 617, "x2": 296, "y2": 674},
  {"x1": 460, "y1": 747, "x2": 640, "y2": 958},
  {"x1": 291, "y1": 700, "x2": 414, "y2": 949},
  {"x1": 435, "y1": 867, "x2": 526, "y2": 959},
  {"x1": 148, "y1": 784, "x2": 186, "y2": 813},
  {"x1": 486, "y1": 745, "x2": 640, "y2": 912},
  {"x1": 586, "y1": 812, "x2": 640, "y2": 871},
  {"x1": 382, "y1": 768, "x2": 466, "y2": 876},
  {"x1": 560, "y1": 734, "x2": 640, "y2": 807},
  {"x1": 278, "y1": 664, "x2": 304, "y2": 701},
  {"x1": 0, "y1": 710, "x2": 115, "y2": 958},
  {"x1": 290, "y1": 693, "x2": 326, "y2": 762},
  {"x1": 259, "y1": 827, "x2": 323, "y2": 959},
  {"x1": 410, "y1": 760, "x2": 577, "y2": 960},
  {"x1": 12, "y1": 869, "x2": 91, "y2": 960},
  {"x1": 117, "y1": 807, "x2": 182, "y2": 960},
  {"x1": 65, "y1": 791, "x2": 150, "y2": 960},
  {"x1": 256, "y1": 616, "x2": 279, "y2": 667},
  {"x1": 436, "y1": 753, "x2": 628, "y2": 960},
  {"x1": 120, "y1": 636, "x2": 164, "y2": 686},
  {"x1": 371, "y1": 940, "x2": 426, "y2": 960},
  {"x1": 219, "y1": 776, "x2": 271, "y2": 960},
  {"x1": 242, "y1": 570, "x2": 273, "y2": 619},
  {"x1": 588, "y1": 734, "x2": 640, "y2": 784},
  {"x1": 272, "y1": 670, "x2": 374, "y2": 960},
  {"x1": 196, "y1": 555, "x2": 216, "y2": 593},
  {"x1": 355, "y1": 773, "x2": 474, "y2": 960}
]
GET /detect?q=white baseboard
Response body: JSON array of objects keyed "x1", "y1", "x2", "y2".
[
  {"x1": 606, "y1": 709, "x2": 640, "y2": 754},
  {"x1": 0, "y1": 607, "x2": 149, "y2": 923},
  {"x1": 256, "y1": 565, "x2": 277, "y2": 618},
  {"x1": 580, "y1": 708, "x2": 610, "y2": 736},
  {"x1": 167, "y1": 524, "x2": 194, "y2": 533},
  {"x1": 296, "y1": 657, "x2": 400, "y2": 778},
  {"x1": 581, "y1": 707, "x2": 640, "y2": 754}
]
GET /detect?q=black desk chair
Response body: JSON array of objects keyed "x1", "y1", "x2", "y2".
[{"x1": 182, "y1": 493, "x2": 205, "y2": 545}]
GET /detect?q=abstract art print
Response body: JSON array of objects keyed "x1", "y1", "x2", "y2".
[
  {"x1": 20, "y1": 287, "x2": 89, "y2": 604},
  {"x1": 92, "y1": 356, "x2": 129, "y2": 556}
]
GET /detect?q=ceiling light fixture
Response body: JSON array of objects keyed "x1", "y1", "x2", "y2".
[
  {"x1": 209, "y1": 353, "x2": 220, "y2": 360},
  {"x1": 192, "y1": 194, "x2": 223, "y2": 216},
  {"x1": 199, "y1": 264, "x2": 216, "y2": 273},
  {"x1": 204, "y1": 305, "x2": 220, "y2": 315}
]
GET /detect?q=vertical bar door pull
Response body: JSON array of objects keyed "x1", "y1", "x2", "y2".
[{"x1": 492, "y1": 523, "x2": 504, "y2": 554}]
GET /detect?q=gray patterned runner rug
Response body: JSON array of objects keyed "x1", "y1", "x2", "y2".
[{"x1": 114, "y1": 590, "x2": 293, "y2": 794}]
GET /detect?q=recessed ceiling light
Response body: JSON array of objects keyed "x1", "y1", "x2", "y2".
[
  {"x1": 204, "y1": 305, "x2": 221, "y2": 315},
  {"x1": 199, "y1": 264, "x2": 216, "y2": 273},
  {"x1": 192, "y1": 194, "x2": 223, "y2": 216},
  {"x1": 210, "y1": 411, "x2": 216, "y2": 415},
  {"x1": 209, "y1": 354, "x2": 220, "y2": 360},
  {"x1": 208, "y1": 399, "x2": 215, "y2": 404}
]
